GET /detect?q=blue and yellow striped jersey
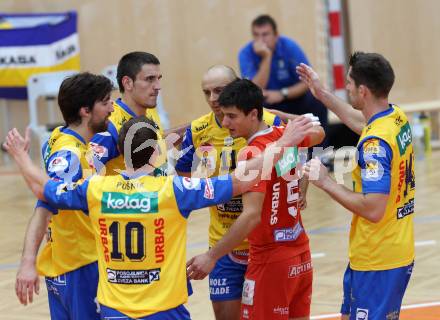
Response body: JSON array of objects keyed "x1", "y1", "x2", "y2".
[
  {"x1": 36, "y1": 126, "x2": 96, "y2": 277},
  {"x1": 43, "y1": 173, "x2": 233, "y2": 318},
  {"x1": 351, "y1": 105, "x2": 415, "y2": 270}
]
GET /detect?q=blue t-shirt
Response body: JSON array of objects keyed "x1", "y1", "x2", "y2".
[{"x1": 239, "y1": 35, "x2": 310, "y2": 90}]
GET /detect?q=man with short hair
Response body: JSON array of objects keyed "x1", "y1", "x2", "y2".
[
  {"x1": 299, "y1": 52, "x2": 415, "y2": 319},
  {"x1": 239, "y1": 14, "x2": 328, "y2": 139},
  {"x1": 187, "y1": 79, "x2": 325, "y2": 320},
  {"x1": 176, "y1": 65, "x2": 281, "y2": 320},
  {"x1": 5, "y1": 113, "x2": 315, "y2": 319},
  {"x1": 91, "y1": 51, "x2": 186, "y2": 176},
  {"x1": 15, "y1": 72, "x2": 114, "y2": 319}
]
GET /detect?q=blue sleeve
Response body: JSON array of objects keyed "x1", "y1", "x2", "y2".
[
  {"x1": 90, "y1": 122, "x2": 119, "y2": 172},
  {"x1": 273, "y1": 115, "x2": 282, "y2": 126},
  {"x1": 239, "y1": 44, "x2": 259, "y2": 80},
  {"x1": 173, "y1": 175, "x2": 233, "y2": 218},
  {"x1": 46, "y1": 150, "x2": 82, "y2": 183},
  {"x1": 44, "y1": 179, "x2": 90, "y2": 213},
  {"x1": 175, "y1": 127, "x2": 195, "y2": 173},
  {"x1": 35, "y1": 199, "x2": 58, "y2": 214},
  {"x1": 42, "y1": 149, "x2": 83, "y2": 214},
  {"x1": 358, "y1": 138, "x2": 392, "y2": 194}
]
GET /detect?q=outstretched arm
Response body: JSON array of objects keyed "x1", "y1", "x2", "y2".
[
  {"x1": 296, "y1": 63, "x2": 365, "y2": 135},
  {"x1": 304, "y1": 158, "x2": 388, "y2": 222},
  {"x1": 231, "y1": 116, "x2": 316, "y2": 196},
  {"x1": 3, "y1": 128, "x2": 48, "y2": 200},
  {"x1": 187, "y1": 191, "x2": 263, "y2": 280}
]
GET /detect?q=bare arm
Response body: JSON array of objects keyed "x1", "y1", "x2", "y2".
[
  {"x1": 230, "y1": 116, "x2": 316, "y2": 197},
  {"x1": 265, "y1": 109, "x2": 325, "y2": 146},
  {"x1": 298, "y1": 177, "x2": 309, "y2": 210},
  {"x1": 307, "y1": 125, "x2": 325, "y2": 147},
  {"x1": 186, "y1": 191, "x2": 263, "y2": 279},
  {"x1": 296, "y1": 63, "x2": 365, "y2": 135},
  {"x1": 304, "y1": 158, "x2": 388, "y2": 222},
  {"x1": 16, "y1": 207, "x2": 51, "y2": 305},
  {"x1": 163, "y1": 122, "x2": 189, "y2": 147},
  {"x1": 3, "y1": 128, "x2": 48, "y2": 200},
  {"x1": 251, "y1": 41, "x2": 272, "y2": 88}
]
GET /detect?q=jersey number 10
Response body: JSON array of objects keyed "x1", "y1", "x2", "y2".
[{"x1": 109, "y1": 221, "x2": 146, "y2": 261}]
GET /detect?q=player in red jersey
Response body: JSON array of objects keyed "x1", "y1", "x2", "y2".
[{"x1": 187, "y1": 79, "x2": 325, "y2": 320}]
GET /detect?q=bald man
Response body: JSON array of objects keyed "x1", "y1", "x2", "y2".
[{"x1": 176, "y1": 65, "x2": 281, "y2": 320}]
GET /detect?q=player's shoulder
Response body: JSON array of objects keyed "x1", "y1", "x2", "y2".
[
  {"x1": 278, "y1": 35, "x2": 301, "y2": 50},
  {"x1": 190, "y1": 112, "x2": 216, "y2": 134},
  {"x1": 50, "y1": 128, "x2": 83, "y2": 156},
  {"x1": 248, "y1": 126, "x2": 281, "y2": 148},
  {"x1": 262, "y1": 109, "x2": 278, "y2": 125}
]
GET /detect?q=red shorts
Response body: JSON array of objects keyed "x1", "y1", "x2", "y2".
[{"x1": 240, "y1": 251, "x2": 313, "y2": 320}]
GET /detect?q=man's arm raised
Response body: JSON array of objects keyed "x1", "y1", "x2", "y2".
[
  {"x1": 3, "y1": 128, "x2": 48, "y2": 200},
  {"x1": 296, "y1": 63, "x2": 365, "y2": 135}
]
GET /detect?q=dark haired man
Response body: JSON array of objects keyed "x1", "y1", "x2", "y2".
[
  {"x1": 176, "y1": 65, "x2": 282, "y2": 320},
  {"x1": 15, "y1": 72, "x2": 114, "y2": 319},
  {"x1": 238, "y1": 14, "x2": 328, "y2": 140},
  {"x1": 90, "y1": 51, "x2": 186, "y2": 176},
  {"x1": 4, "y1": 113, "x2": 315, "y2": 319},
  {"x1": 187, "y1": 79, "x2": 325, "y2": 320},
  {"x1": 299, "y1": 52, "x2": 415, "y2": 319}
]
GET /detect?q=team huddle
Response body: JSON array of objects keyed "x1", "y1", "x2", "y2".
[{"x1": 4, "y1": 14, "x2": 415, "y2": 320}]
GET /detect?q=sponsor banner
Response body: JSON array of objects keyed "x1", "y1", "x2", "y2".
[
  {"x1": 101, "y1": 192, "x2": 158, "y2": 214},
  {"x1": 397, "y1": 198, "x2": 415, "y2": 219},
  {"x1": 274, "y1": 222, "x2": 303, "y2": 242},
  {"x1": 288, "y1": 261, "x2": 312, "y2": 278},
  {"x1": 275, "y1": 147, "x2": 298, "y2": 177},
  {"x1": 204, "y1": 178, "x2": 214, "y2": 199},
  {"x1": 396, "y1": 122, "x2": 412, "y2": 155},
  {"x1": 0, "y1": 12, "x2": 80, "y2": 99},
  {"x1": 241, "y1": 279, "x2": 255, "y2": 306},
  {"x1": 106, "y1": 268, "x2": 160, "y2": 285},
  {"x1": 363, "y1": 138, "x2": 380, "y2": 155},
  {"x1": 217, "y1": 197, "x2": 243, "y2": 213}
]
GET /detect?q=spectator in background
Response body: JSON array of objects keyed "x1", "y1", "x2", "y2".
[{"x1": 238, "y1": 14, "x2": 328, "y2": 145}]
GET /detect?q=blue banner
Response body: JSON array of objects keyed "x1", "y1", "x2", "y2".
[{"x1": 0, "y1": 12, "x2": 80, "y2": 99}]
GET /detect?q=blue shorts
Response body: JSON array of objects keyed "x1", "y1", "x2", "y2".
[
  {"x1": 100, "y1": 304, "x2": 190, "y2": 320},
  {"x1": 45, "y1": 261, "x2": 99, "y2": 320},
  {"x1": 209, "y1": 251, "x2": 248, "y2": 301},
  {"x1": 340, "y1": 261, "x2": 414, "y2": 320}
]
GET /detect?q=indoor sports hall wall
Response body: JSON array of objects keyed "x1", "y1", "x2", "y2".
[{"x1": 1, "y1": 0, "x2": 439, "y2": 135}]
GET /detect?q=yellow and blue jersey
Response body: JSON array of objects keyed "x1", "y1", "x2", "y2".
[
  {"x1": 351, "y1": 104, "x2": 415, "y2": 271},
  {"x1": 90, "y1": 98, "x2": 164, "y2": 176},
  {"x1": 36, "y1": 126, "x2": 97, "y2": 277},
  {"x1": 43, "y1": 173, "x2": 233, "y2": 318},
  {"x1": 175, "y1": 110, "x2": 280, "y2": 251}
]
